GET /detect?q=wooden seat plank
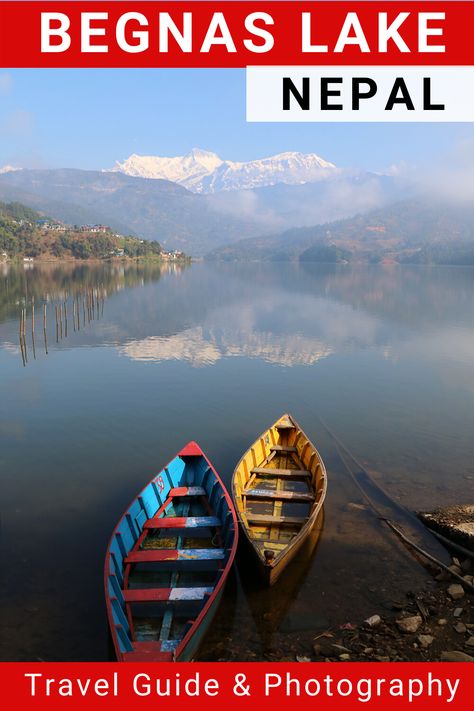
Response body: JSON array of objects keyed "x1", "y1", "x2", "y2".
[
  {"x1": 246, "y1": 513, "x2": 308, "y2": 526},
  {"x1": 251, "y1": 467, "x2": 311, "y2": 478},
  {"x1": 144, "y1": 516, "x2": 220, "y2": 530},
  {"x1": 243, "y1": 488, "x2": 314, "y2": 502},
  {"x1": 169, "y1": 486, "x2": 206, "y2": 498},
  {"x1": 125, "y1": 548, "x2": 225, "y2": 564},
  {"x1": 123, "y1": 586, "x2": 213, "y2": 603},
  {"x1": 270, "y1": 445, "x2": 297, "y2": 453}
]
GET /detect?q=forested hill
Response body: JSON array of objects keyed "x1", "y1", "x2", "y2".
[
  {"x1": 206, "y1": 198, "x2": 474, "y2": 266},
  {"x1": 0, "y1": 201, "x2": 177, "y2": 260}
]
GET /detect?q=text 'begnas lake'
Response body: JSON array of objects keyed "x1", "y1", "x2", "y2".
[{"x1": 40, "y1": 11, "x2": 446, "y2": 54}]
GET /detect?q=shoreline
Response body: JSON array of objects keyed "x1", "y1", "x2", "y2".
[
  {"x1": 308, "y1": 564, "x2": 473, "y2": 663},
  {"x1": 1, "y1": 255, "x2": 191, "y2": 265}
]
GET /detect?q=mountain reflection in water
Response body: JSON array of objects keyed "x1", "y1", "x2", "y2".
[{"x1": 1, "y1": 260, "x2": 473, "y2": 661}]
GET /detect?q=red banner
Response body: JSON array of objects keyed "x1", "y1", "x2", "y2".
[
  {"x1": 0, "y1": 1, "x2": 472, "y2": 68},
  {"x1": 0, "y1": 662, "x2": 472, "y2": 709}
]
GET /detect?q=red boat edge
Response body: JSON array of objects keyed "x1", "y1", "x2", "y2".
[{"x1": 104, "y1": 441, "x2": 238, "y2": 662}]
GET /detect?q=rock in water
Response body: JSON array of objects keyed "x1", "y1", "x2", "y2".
[{"x1": 419, "y1": 504, "x2": 474, "y2": 551}]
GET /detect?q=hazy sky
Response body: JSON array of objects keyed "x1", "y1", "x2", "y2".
[{"x1": 1, "y1": 68, "x2": 473, "y2": 172}]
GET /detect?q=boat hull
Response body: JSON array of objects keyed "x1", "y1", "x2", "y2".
[
  {"x1": 174, "y1": 585, "x2": 225, "y2": 661},
  {"x1": 232, "y1": 414, "x2": 327, "y2": 586},
  {"x1": 262, "y1": 507, "x2": 324, "y2": 585},
  {"x1": 104, "y1": 441, "x2": 238, "y2": 661}
]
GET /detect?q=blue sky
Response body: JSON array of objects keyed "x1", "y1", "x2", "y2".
[{"x1": 1, "y1": 68, "x2": 473, "y2": 172}]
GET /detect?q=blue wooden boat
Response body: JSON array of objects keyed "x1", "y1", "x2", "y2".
[{"x1": 104, "y1": 442, "x2": 238, "y2": 661}]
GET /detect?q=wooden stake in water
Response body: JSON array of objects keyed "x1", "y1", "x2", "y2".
[
  {"x1": 19, "y1": 309, "x2": 26, "y2": 366},
  {"x1": 31, "y1": 298, "x2": 36, "y2": 359},
  {"x1": 43, "y1": 303, "x2": 48, "y2": 354},
  {"x1": 22, "y1": 307, "x2": 28, "y2": 363},
  {"x1": 64, "y1": 301, "x2": 68, "y2": 338},
  {"x1": 55, "y1": 304, "x2": 59, "y2": 343}
]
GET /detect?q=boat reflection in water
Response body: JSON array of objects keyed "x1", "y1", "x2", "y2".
[{"x1": 1, "y1": 261, "x2": 474, "y2": 662}]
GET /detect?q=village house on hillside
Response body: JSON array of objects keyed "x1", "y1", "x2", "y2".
[
  {"x1": 36, "y1": 220, "x2": 112, "y2": 234},
  {"x1": 79, "y1": 224, "x2": 110, "y2": 233},
  {"x1": 161, "y1": 250, "x2": 186, "y2": 261},
  {"x1": 36, "y1": 219, "x2": 67, "y2": 232}
]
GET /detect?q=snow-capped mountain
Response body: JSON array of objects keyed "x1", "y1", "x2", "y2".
[{"x1": 109, "y1": 148, "x2": 336, "y2": 193}]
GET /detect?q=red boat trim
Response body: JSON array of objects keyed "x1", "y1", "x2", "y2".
[
  {"x1": 123, "y1": 586, "x2": 214, "y2": 603},
  {"x1": 104, "y1": 441, "x2": 239, "y2": 662}
]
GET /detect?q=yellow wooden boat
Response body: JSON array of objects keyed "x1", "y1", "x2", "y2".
[{"x1": 232, "y1": 414, "x2": 327, "y2": 585}]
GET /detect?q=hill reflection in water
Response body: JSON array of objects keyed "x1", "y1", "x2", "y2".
[{"x1": 1, "y1": 260, "x2": 473, "y2": 661}]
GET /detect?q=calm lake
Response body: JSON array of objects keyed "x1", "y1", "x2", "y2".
[{"x1": 1, "y1": 260, "x2": 473, "y2": 661}]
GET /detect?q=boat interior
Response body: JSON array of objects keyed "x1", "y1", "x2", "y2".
[
  {"x1": 106, "y1": 446, "x2": 235, "y2": 660},
  {"x1": 233, "y1": 415, "x2": 326, "y2": 564}
]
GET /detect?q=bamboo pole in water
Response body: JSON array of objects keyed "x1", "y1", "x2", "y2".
[
  {"x1": 22, "y1": 307, "x2": 28, "y2": 363},
  {"x1": 31, "y1": 298, "x2": 36, "y2": 359},
  {"x1": 55, "y1": 304, "x2": 59, "y2": 343},
  {"x1": 64, "y1": 301, "x2": 68, "y2": 338},
  {"x1": 19, "y1": 322, "x2": 26, "y2": 366},
  {"x1": 43, "y1": 303, "x2": 48, "y2": 354},
  {"x1": 19, "y1": 309, "x2": 25, "y2": 366}
]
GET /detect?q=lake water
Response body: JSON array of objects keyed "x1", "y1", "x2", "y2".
[{"x1": 1, "y1": 260, "x2": 473, "y2": 661}]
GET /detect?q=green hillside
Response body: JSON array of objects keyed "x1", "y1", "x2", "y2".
[
  {"x1": 207, "y1": 198, "x2": 474, "y2": 266},
  {"x1": 0, "y1": 201, "x2": 182, "y2": 261}
]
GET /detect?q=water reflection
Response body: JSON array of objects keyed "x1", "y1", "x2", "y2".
[
  {"x1": 119, "y1": 329, "x2": 333, "y2": 367},
  {"x1": 3, "y1": 261, "x2": 473, "y2": 371},
  {"x1": 1, "y1": 261, "x2": 187, "y2": 366},
  {"x1": 1, "y1": 260, "x2": 474, "y2": 661}
]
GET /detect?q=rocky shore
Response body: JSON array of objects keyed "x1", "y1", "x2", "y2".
[{"x1": 307, "y1": 555, "x2": 473, "y2": 662}]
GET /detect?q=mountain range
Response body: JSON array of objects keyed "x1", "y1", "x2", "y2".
[
  {"x1": 1, "y1": 148, "x2": 469, "y2": 262},
  {"x1": 0, "y1": 160, "x2": 407, "y2": 255},
  {"x1": 109, "y1": 148, "x2": 337, "y2": 193}
]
